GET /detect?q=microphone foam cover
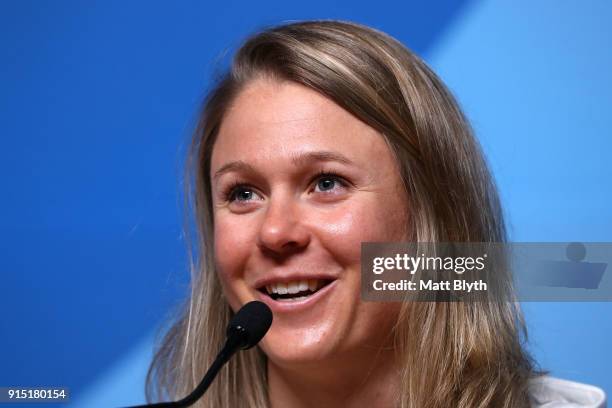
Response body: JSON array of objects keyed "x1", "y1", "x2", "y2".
[{"x1": 227, "y1": 301, "x2": 273, "y2": 349}]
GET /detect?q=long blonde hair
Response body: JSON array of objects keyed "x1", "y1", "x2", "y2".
[{"x1": 147, "y1": 20, "x2": 536, "y2": 407}]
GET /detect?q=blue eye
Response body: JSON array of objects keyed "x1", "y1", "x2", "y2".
[
  {"x1": 233, "y1": 188, "x2": 254, "y2": 201},
  {"x1": 316, "y1": 177, "x2": 337, "y2": 192},
  {"x1": 225, "y1": 184, "x2": 261, "y2": 203},
  {"x1": 313, "y1": 172, "x2": 347, "y2": 193}
]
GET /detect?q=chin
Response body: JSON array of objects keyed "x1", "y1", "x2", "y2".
[{"x1": 259, "y1": 324, "x2": 342, "y2": 367}]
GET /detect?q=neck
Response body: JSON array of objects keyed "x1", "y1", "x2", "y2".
[{"x1": 267, "y1": 346, "x2": 399, "y2": 408}]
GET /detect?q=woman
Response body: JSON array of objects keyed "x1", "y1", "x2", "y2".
[{"x1": 145, "y1": 21, "x2": 602, "y2": 408}]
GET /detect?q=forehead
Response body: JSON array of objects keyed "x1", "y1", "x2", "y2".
[{"x1": 211, "y1": 78, "x2": 392, "y2": 169}]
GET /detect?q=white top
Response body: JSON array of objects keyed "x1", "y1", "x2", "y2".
[{"x1": 530, "y1": 376, "x2": 607, "y2": 407}]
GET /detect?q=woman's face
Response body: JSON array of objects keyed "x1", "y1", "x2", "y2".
[{"x1": 210, "y1": 78, "x2": 408, "y2": 366}]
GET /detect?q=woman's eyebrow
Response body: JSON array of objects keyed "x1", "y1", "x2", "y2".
[
  {"x1": 213, "y1": 161, "x2": 255, "y2": 182},
  {"x1": 213, "y1": 150, "x2": 355, "y2": 181},
  {"x1": 290, "y1": 150, "x2": 354, "y2": 167}
]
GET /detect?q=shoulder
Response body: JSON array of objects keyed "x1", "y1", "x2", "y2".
[{"x1": 530, "y1": 376, "x2": 607, "y2": 408}]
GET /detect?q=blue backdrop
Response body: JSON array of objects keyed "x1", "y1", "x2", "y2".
[{"x1": 1, "y1": 1, "x2": 610, "y2": 406}]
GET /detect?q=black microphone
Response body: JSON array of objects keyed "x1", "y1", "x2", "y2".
[{"x1": 125, "y1": 301, "x2": 273, "y2": 408}]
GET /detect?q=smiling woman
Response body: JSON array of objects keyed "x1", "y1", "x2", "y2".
[
  {"x1": 147, "y1": 20, "x2": 537, "y2": 408},
  {"x1": 211, "y1": 78, "x2": 409, "y2": 404}
]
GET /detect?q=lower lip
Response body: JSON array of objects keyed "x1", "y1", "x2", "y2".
[{"x1": 256, "y1": 280, "x2": 338, "y2": 313}]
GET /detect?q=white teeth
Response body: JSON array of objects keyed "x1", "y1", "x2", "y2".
[
  {"x1": 277, "y1": 295, "x2": 309, "y2": 302},
  {"x1": 266, "y1": 279, "x2": 323, "y2": 296},
  {"x1": 287, "y1": 282, "x2": 299, "y2": 294}
]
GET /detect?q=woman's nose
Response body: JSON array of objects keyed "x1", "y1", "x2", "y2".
[{"x1": 256, "y1": 194, "x2": 311, "y2": 256}]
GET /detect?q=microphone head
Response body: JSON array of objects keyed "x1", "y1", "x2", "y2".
[{"x1": 227, "y1": 301, "x2": 273, "y2": 350}]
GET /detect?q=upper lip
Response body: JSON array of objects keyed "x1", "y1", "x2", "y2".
[{"x1": 253, "y1": 273, "x2": 338, "y2": 290}]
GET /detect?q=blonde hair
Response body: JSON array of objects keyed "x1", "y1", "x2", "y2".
[{"x1": 147, "y1": 20, "x2": 536, "y2": 407}]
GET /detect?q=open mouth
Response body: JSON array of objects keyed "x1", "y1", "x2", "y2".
[{"x1": 258, "y1": 279, "x2": 334, "y2": 302}]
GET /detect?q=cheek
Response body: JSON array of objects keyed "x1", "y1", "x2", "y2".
[
  {"x1": 213, "y1": 215, "x2": 258, "y2": 307},
  {"x1": 213, "y1": 215, "x2": 255, "y2": 271},
  {"x1": 312, "y1": 196, "x2": 407, "y2": 263},
  {"x1": 304, "y1": 208, "x2": 364, "y2": 270}
]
